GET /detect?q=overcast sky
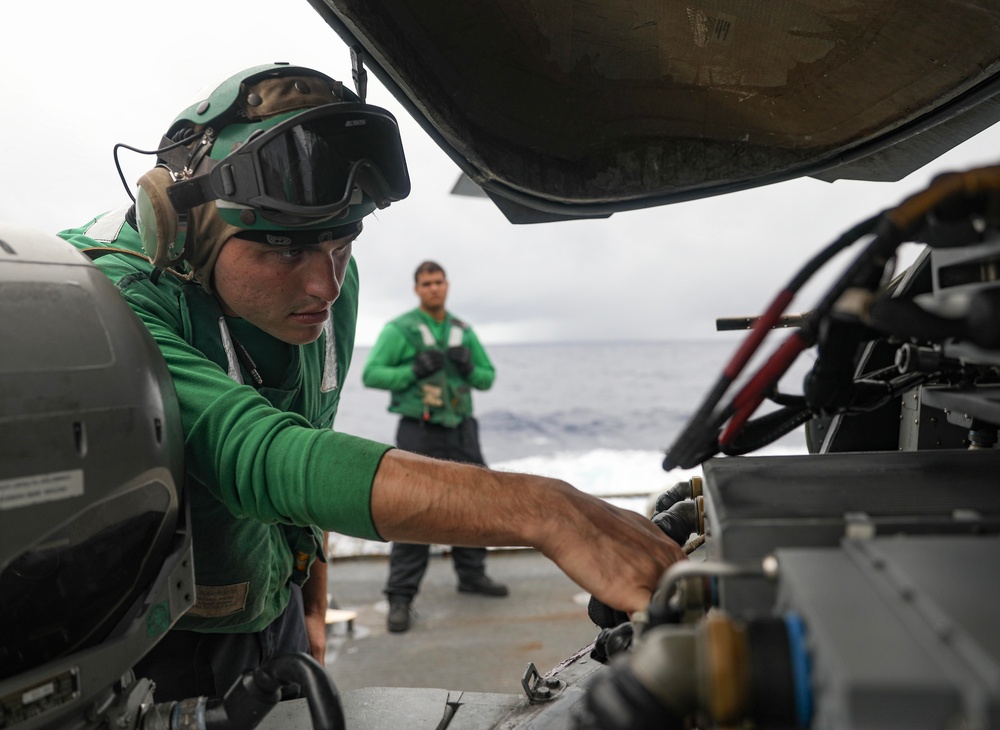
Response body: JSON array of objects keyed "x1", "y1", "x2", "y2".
[{"x1": 5, "y1": 0, "x2": 1000, "y2": 347}]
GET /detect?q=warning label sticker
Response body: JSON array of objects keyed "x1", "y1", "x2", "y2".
[{"x1": 0, "y1": 469, "x2": 84, "y2": 510}]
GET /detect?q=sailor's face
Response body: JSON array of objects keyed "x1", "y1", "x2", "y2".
[
  {"x1": 415, "y1": 271, "x2": 448, "y2": 311},
  {"x1": 213, "y1": 235, "x2": 355, "y2": 345}
]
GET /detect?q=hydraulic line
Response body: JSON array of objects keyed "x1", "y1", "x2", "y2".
[
  {"x1": 663, "y1": 214, "x2": 883, "y2": 470},
  {"x1": 141, "y1": 653, "x2": 345, "y2": 730},
  {"x1": 667, "y1": 164, "x2": 1000, "y2": 467},
  {"x1": 721, "y1": 404, "x2": 813, "y2": 457},
  {"x1": 719, "y1": 331, "x2": 811, "y2": 447}
]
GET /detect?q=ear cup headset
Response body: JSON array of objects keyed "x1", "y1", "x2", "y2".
[
  {"x1": 136, "y1": 166, "x2": 187, "y2": 267},
  {"x1": 132, "y1": 63, "x2": 411, "y2": 271}
]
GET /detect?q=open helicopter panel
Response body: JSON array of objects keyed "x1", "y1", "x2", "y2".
[
  {"x1": 306, "y1": 0, "x2": 1000, "y2": 222},
  {"x1": 5, "y1": 1, "x2": 1000, "y2": 729}
]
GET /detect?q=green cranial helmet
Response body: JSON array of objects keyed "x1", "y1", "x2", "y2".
[
  {"x1": 157, "y1": 62, "x2": 410, "y2": 232},
  {"x1": 135, "y1": 63, "x2": 410, "y2": 291}
]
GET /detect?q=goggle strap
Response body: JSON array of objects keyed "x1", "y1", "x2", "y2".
[
  {"x1": 168, "y1": 174, "x2": 217, "y2": 212},
  {"x1": 179, "y1": 210, "x2": 195, "y2": 263}
]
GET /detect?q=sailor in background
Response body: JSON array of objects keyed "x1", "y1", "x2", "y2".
[{"x1": 363, "y1": 261, "x2": 507, "y2": 633}]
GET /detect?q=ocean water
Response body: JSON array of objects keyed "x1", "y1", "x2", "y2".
[{"x1": 331, "y1": 339, "x2": 811, "y2": 556}]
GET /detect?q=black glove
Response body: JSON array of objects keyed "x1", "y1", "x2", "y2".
[
  {"x1": 590, "y1": 622, "x2": 634, "y2": 663},
  {"x1": 588, "y1": 594, "x2": 631, "y2": 630},
  {"x1": 652, "y1": 477, "x2": 702, "y2": 513},
  {"x1": 651, "y1": 499, "x2": 701, "y2": 547},
  {"x1": 412, "y1": 349, "x2": 445, "y2": 378},
  {"x1": 446, "y1": 345, "x2": 474, "y2": 376}
]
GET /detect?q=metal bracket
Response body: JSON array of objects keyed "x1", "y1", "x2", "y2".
[
  {"x1": 520, "y1": 662, "x2": 565, "y2": 703},
  {"x1": 350, "y1": 46, "x2": 368, "y2": 103}
]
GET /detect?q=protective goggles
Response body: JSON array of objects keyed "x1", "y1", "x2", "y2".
[{"x1": 167, "y1": 103, "x2": 410, "y2": 226}]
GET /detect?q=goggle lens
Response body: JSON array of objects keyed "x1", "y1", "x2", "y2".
[
  {"x1": 254, "y1": 108, "x2": 408, "y2": 209},
  {"x1": 189, "y1": 103, "x2": 410, "y2": 226}
]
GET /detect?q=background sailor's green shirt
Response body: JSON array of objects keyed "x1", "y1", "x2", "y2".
[{"x1": 362, "y1": 308, "x2": 495, "y2": 427}]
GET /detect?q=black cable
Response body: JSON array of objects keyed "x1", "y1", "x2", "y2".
[
  {"x1": 845, "y1": 372, "x2": 929, "y2": 414},
  {"x1": 768, "y1": 391, "x2": 808, "y2": 408},
  {"x1": 669, "y1": 164, "x2": 1000, "y2": 466},
  {"x1": 663, "y1": 213, "x2": 883, "y2": 470},
  {"x1": 788, "y1": 213, "x2": 886, "y2": 292},
  {"x1": 721, "y1": 405, "x2": 813, "y2": 457},
  {"x1": 201, "y1": 653, "x2": 345, "y2": 730},
  {"x1": 112, "y1": 131, "x2": 201, "y2": 203}
]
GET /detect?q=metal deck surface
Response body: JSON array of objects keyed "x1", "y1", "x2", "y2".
[{"x1": 322, "y1": 548, "x2": 600, "y2": 697}]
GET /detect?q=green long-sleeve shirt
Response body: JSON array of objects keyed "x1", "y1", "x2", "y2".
[
  {"x1": 363, "y1": 308, "x2": 494, "y2": 426},
  {"x1": 60, "y1": 207, "x2": 391, "y2": 632}
]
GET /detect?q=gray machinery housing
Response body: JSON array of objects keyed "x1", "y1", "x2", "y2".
[{"x1": 0, "y1": 226, "x2": 193, "y2": 730}]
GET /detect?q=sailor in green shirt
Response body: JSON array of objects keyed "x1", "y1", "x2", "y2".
[
  {"x1": 60, "y1": 62, "x2": 686, "y2": 701},
  {"x1": 363, "y1": 261, "x2": 506, "y2": 633}
]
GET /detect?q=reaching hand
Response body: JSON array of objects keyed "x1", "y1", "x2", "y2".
[
  {"x1": 446, "y1": 345, "x2": 474, "y2": 375},
  {"x1": 413, "y1": 349, "x2": 446, "y2": 378},
  {"x1": 588, "y1": 484, "x2": 700, "y2": 628},
  {"x1": 370, "y1": 451, "x2": 686, "y2": 618},
  {"x1": 538, "y1": 486, "x2": 687, "y2": 617}
]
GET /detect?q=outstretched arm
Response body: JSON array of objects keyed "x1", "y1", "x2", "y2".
[{"x1": 370, "y1": 449, "x2": 685, "y2": 615}]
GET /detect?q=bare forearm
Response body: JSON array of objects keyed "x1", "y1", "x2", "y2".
[
  {"x1": 370, "y1": 449, "x2": 686, "y2": 613},
  {"x1": 301, "y1": 532, "x2": 329, "y2": 663},
  {"x1": 372, "y1": 449, "x2": 550, "y2": 545}
]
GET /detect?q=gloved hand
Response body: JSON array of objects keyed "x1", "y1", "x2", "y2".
[
  {"x1": 588, "y1": 594, "x2": 631, "y2": 630},
  {"x1": 413, "y1": 349, "x2": 445, "y2": 378},
  {"x1": 651, "y1": 477, "x2": 702, "y2": 514},
  {"x1": 651, "y1": 499, "x2": 701, "y2": 547},
  {"x1": 446, "y1": 345, "x2": 474, "y2": 375},
  {"x1": 590, "y1": 622, "x2": 634, "y2": 663}
]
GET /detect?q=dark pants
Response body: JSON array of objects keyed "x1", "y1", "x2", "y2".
[
  {"x1": 133, "y1": 584, "x2": 310, "y2": 702},
  {"x1": 384, "y1": 416, "x2": 488, "y2": 602}
]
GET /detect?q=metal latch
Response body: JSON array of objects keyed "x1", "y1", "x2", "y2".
[{"x1": 520, "y1": 662, "x2": 565, "y2": 703}]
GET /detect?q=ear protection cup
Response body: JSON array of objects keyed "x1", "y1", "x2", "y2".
[{"x1": 136, "y1": 166, "x2": 185, "y2": 268}]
